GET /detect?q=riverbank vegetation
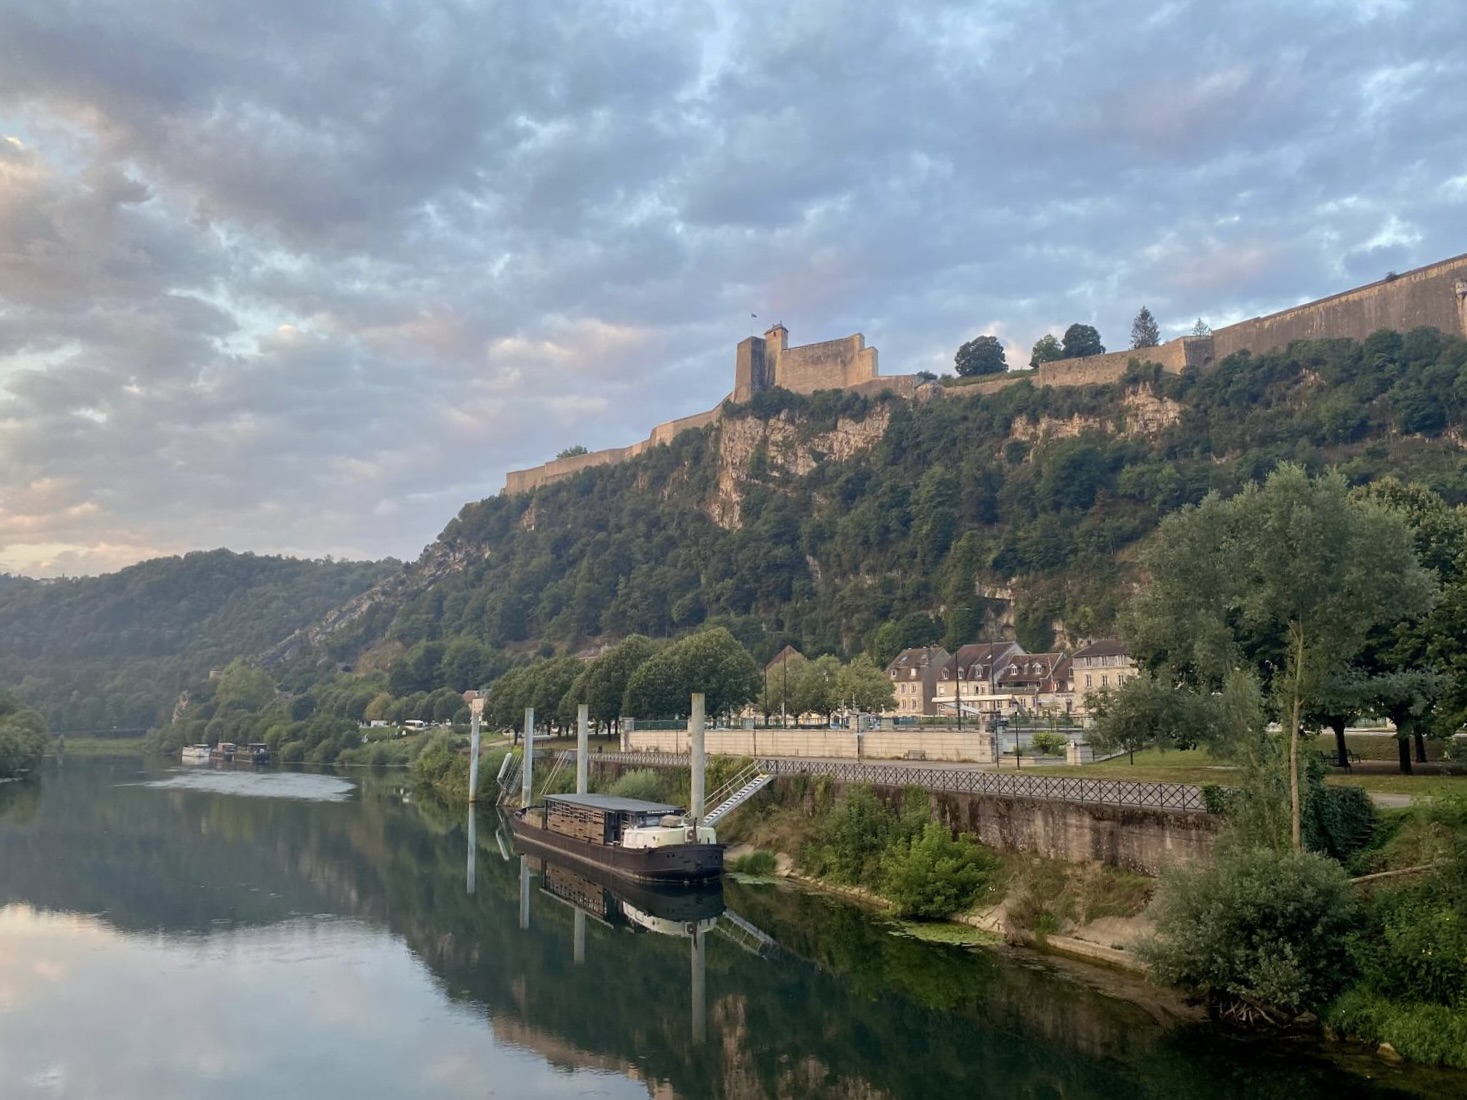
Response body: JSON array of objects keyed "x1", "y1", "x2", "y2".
[{"x1": 0, "y1": 692, "x2": 48, "y2": 779}]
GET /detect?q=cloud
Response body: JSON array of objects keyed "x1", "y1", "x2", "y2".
[{"x1": 0, "y1": 0, "x2": 1464, "y2": 575}]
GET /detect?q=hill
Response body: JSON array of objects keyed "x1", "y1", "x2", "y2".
[
  {"x1": 0, "y1": 549, "x2": 396, "y2": 729},
  {"x1": 295, "y1": 328, "x2": 1467, "y2": 679}
]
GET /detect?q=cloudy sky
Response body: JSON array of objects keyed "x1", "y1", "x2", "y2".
[{"x1": 0, "y1": 0, "x2": 1464, "y2": 577}]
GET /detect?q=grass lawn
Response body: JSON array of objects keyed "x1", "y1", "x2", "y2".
[
  {"x1": 1071, "y1": 744, "x2": 1465, "y2": 800},
  {"x1": 1071, "y1": 747, "x2": 1240, "y2": 786}
]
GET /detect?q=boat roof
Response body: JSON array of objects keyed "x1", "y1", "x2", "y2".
[{"x1": 546, "y1": 792, "x2": 682, "y2": 814}]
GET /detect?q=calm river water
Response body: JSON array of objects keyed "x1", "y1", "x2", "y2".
[{"x1": 1, "y1": 756, "x2": 1461, "y2": 1100}]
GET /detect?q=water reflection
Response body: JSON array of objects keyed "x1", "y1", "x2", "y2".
[{"x1": 0, "y1": 759, "x2": 1458, "y2": 1100}]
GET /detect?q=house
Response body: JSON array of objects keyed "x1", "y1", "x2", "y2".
[
  {"x1": 933, "y1": 642, "x2": 1023, "y2": 720},
  {"x1": 885, "y1": 646, "x2": 953, "y2": 718},
  {"x1": 1070, "y1": 639, "x2": 1137, "y2": 719},
  {"x1": 995, "y1": 652, "x2": 1073, "y2": 717}
]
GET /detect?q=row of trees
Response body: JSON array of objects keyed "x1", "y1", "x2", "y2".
[
  {"x1": 0, "y1": 693, "x2": 47, "y2": 778},
  {"x1": 484, "y1": 628, "x2": 896, "y2": 736}
]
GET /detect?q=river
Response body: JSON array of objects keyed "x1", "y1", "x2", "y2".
[{"x1": 0, "y1": 756, "x2": 1460, "y2": 1099}]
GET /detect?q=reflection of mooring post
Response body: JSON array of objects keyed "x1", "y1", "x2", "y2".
[
  {"x1": 521, "y1": 707, "x2": 535, "y2": 807},
  {"x1": 576, "y1": 703, "x2": 589, "y2": 795},
  {"x1": 466, "y1": 806, "x2": 477, "y2": 895},
  {"x1": 691, "y1": 925, "x2": 706, "y2": 1046},
  {"x1": 690, "y1": 693, "x2": 706, "y2": 825},
  {"x1": 467, "y1": 697, "x2": 484, "y2": 804},
  {"x1": 519, "y1": 855, "x2": 531, "y2": 930},
  {"x1": 573, "y1": 909, "x2": 586, "y2": 964}
]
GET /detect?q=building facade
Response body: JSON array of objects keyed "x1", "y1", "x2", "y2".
[
  {"x1": 886, "y1": 646, "x2": 952, "y2": 718},
  {"x1": 1070, "y1": 639, "x2": 1137, "y2": 718}
]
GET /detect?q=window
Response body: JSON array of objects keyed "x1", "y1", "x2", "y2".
[
  {"x1": 1101, "y1": 675, "x2": 1109, "y2": 687},
  {"x1": 1085, "y1": 674, "x2": 1092, "y2": 688}
]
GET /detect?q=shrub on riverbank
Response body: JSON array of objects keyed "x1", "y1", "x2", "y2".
[
  {"x1": 882, "y1": 823, "x2": 996, "y2": 919},
  {"x1": 0, "y1": 694, "x2": 48, "y2": 779},
  {"x1": 1140, "y1": 845, "x2": 1359, "y2": 1025}
]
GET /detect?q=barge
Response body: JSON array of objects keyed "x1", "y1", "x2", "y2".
[{"x1": 510, "y1": 793, "x2": 724, "y2": 883}]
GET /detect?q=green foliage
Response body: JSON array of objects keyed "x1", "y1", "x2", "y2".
[
  {"x1": 622, "y1": 627, "x2": 760, "y2": 719},
  {"x1": 556, "y1": 444, "x2": 590, "y2": 459},
  {"x1": 1328, "y1": 990, "x2": 1467, "y2": 1068},
  {"x1": 0, "y1": 549, "x2": 392, "y2": 730},
  {"x1": 1029, "y1": 333, "x2": 1063, "y2": 368},
  {"x1": 954, "y1": 334, "x2": 1007, "y2": 377},
  {"x1": 1029, "y1": 729, "x2": 1067, "y2": 757},
  {"x1": 604, "y1": 768, "x2": 670, "y2": 803},
  {"x1": 1061, "y1": 323, "x2": 1104, "y2": 358},
  {"x1": 727, "y1": 849, "x2": 778, "y2": 876},
  {"x1": 409, "y1": 731, "x2": 471, "y2": 803},
  {"x1": 1140, "y1": 845, "x2": 1360, "y2": 1021},
  {"x1": 882, "y1": 822, "x2": 996, "y2": 919},
  {"x1": 0, "y1": 693, "x2": 48, "y2": 778},
  {"x1": 1130, "y1": 306, "x2": 1160, "y2": 349}
]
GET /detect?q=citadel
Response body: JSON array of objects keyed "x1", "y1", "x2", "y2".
[{"x1": 505, "y1": 252, "x2": 1467, "y2": 495}]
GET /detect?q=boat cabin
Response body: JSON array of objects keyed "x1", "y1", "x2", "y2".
[{"x1": 543, "y1": 793, "x2": 684, "y2": 846}]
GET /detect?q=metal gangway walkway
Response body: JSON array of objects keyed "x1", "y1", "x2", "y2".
[{"x1": 702, "y1": 764, "x2": 774, "y2": 827}]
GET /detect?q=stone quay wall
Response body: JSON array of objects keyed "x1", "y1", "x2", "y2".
[{"x1": 625, "y1": 724, "x2": 998, "y2": 764}]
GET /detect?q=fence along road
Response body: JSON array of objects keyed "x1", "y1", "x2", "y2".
[{"x1": 555, "y1": 751, "x2": 1210, "y2": 814}]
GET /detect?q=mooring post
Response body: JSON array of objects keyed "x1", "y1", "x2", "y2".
[
  {"x1": 467, "y1": 697, "x2": 484, "y2": 804},
  {"x1": 691, "y1": 925, "x2": 706, "y2": 1045},
  {"x1": 466, "y1": 806, "x2": 477, "y2": 895},
  {"x1": 518, "y1": 855, "x2": 531, "y2": 930},
  {"x1": 576, "y1": 703, "x2": 589, "y2": 795},
  {"x1": 521, "y1": 706, "x2": 535, "y2": 807},
  {"x1": 690, "y1": 692, "x2": 706, "y2": 825}
]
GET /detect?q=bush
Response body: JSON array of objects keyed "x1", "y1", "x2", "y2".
[
  {"x1": 1329, "y1": 990, "x2": 1467, "y2": 1068},
  {"x1": 410, "y1": 731, "x2": 470, "y2": 803},
  {"x1": 1030, "y1": 730, "x2": 1067, "y2": 757},
  {"x1": 882, "y1": 823, "x2": 996, "y2": 919},
  {"x1": 0, "y1": 708, "x2": 48, "y2": 778},
  {"x1": 604, "y1": 768, "x2": 669, "y2": 803},
  {"x1": 801, "y1": 786, "x2": 926, "y2": 889},
  {"x1": 1140, "y1": 845, "x2": 1359, "y2": 1023},
  {"x1": 728, "y1": 850, "x2": 778, "y2": 876}
]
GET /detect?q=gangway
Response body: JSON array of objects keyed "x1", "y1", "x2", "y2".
[
  {"x1": 702, "y1": 766, "x2": 774, "y2": 827},
  {"x1": 716, "y1": 909, "x2": 778, "y2": 957}
]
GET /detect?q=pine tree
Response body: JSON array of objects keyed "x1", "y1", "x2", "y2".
[
  {"x1": 1131, "y1": 306, "x2": 1160, "y2": 349},
  {"x1": 1192, "y1": 318, "x2": 1212, "y2": 337}
]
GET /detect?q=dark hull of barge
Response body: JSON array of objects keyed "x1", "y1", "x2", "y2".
[{"x1": 510, "y1": 809, "x2": 724, "y2": 884}]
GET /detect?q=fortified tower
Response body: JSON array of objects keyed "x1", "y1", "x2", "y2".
[{"x1": 734, "y1": 324, "x2": 879, "y2": 402}]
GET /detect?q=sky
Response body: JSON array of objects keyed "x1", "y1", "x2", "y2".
[{"x1": 0, "y1": 0, "x2": 1464, "y2": 578}]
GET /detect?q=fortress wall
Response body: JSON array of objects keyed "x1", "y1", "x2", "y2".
[
  {"x1": 1211, "y1": 252, "x2": 1467, "y2": 361},
  {"x1": 1035, "y1": 335, "x2": 1209, "y2": 389},
  {"x1": 503, "y1": 446, "x2": 634, "y2": 494},
  {"x1": 775, "y1": 334, "x2": 878, "y2": 393},
  {"x1": 733, "y1": 337, "x2": 771, "y2": 403},
  {"x1": 843, "y1": 374, "x2": 922, "y2": 399}
]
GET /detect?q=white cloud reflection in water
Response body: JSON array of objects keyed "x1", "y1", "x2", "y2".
[
  {"x1": 136, "y1": 770, "x2": 358, "y2": 802},
  {"x1": 0, "y1": 905, "x2": 653, "y2": 1100}
]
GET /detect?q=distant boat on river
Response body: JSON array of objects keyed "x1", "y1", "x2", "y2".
[
  {"x1": 180, "y1": 744, "x2": 211, "y2": 763},
  {"x1": 511, "y1": 793, "x2": 724, "y2": 884}
]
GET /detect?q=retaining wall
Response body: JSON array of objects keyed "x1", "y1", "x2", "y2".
[{"x1": 626, "y1": 725, "x2": 997, "y2": 763}]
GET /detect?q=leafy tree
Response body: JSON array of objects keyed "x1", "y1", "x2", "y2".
[
  {"x1": 1140, "y1": 845, "x2": 1359, "y2": 1023},
  {"x1": 834, "y1": 654, "x2": 896, "y2": 713},
  {"x1": 954, "y1": 335, "x2": 1007, "y2": 377},
  {"x1": 0, "y1": 694, "x2": 47, "y2": 778},
  {"x1": 1061, "y1": 323, "x2": 1105, "y2": 359},
  {"x1": 1191, "y1": 318, "x2": 1211, "y2": 337},
  {"x1": 1130, "y1": 306, "x2": 1160, "y2": 349},
  {"x1": 214, "y1": 659, "x2": 276, "y2": 713},
  {"x1": 1028, "y1": 333, "x2": 1063, "y2": 368},
  {"x1": 1089, "y1": 672, "x2": 1214, "y2": 762},
  {"x1": 556, "y1": 445, "x2": 590, "y2": 459},
  {"x1": 1126, "y1": 465, "x2": 1434, "y2": 848},
  {"x1": 623, "y1": 627, "x2": 760, "y2": 720},
  {"x1": 882, "y1": 822, "x2": 995, "y2": 919},
  {"x1": 569, "y1": 635, "x2": 660, "y2": 731}
]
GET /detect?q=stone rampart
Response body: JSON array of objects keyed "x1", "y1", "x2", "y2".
[
  {"x1": 930, "y1": 790, "x2": 1216, "y2": 873},
  {"x1": 775, "y1": 333, "x2": 878, "y2": 393},
  {"x1": 1211, "y1": 251, "x2": 1467, "y2": 360},
  {"x1": 626, "y1": 725, "x2": 997, "y2": 764},
  {"x1": 1036, "y1": 335, "x2": 1212, "y2": 389}
]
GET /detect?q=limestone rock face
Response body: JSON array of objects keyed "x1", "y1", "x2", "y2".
[{"x1": 707, "y1": 407, "x2": 892, "y2": 530}]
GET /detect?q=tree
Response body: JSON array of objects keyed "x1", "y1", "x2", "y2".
[
  {"x1": 1191, "y1": 318, "x2": 1211, "y2": 337},
  {"x1": 623, "y1": 627, "x2": 760, "y2": 720},
  {"x1": 1140, "y1": 845, "x2": 1359, "y2": 1023},
  {"x1": 1061, "y1": 323, "x2": 1105, "y2": 359},
  {"x1": 1126, "y1": 465, "x2": 1435, "y2": 849},
  {"x1": 569, "y1": 635, "x2": 660, "y2": 731},
  {"x1": 1088, "y1": 672, "x2": 1212, "y2": 763},
  {"x1": 1029, "y1": 333, "x2": 1063, "y2": 368},
  {"x1": 835, "y1": 654, "x2": 897, "y2": 714},
  {"x1": 556, "y1": 445, "x2": 590, "y2": 459},
  {"x1": 0, "y1": 695, "x2": 47, "y2": 778},
  {"x1": 954, "y1": 334, "x2": 1007, "y2": 377},
  {"x1": 1130, "y1": 306, "x2": 1160, "y2": 349}
]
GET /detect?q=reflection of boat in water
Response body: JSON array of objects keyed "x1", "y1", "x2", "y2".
[
  {"x1": 524, "y1": 838, "x2": 726, "y2": 933},
  {"x1": 510, "y1": 793, "x2": 723, "y2": 884},
  {"x1": 180, "y1": 745, "x2": 211, "y2": 763}
]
